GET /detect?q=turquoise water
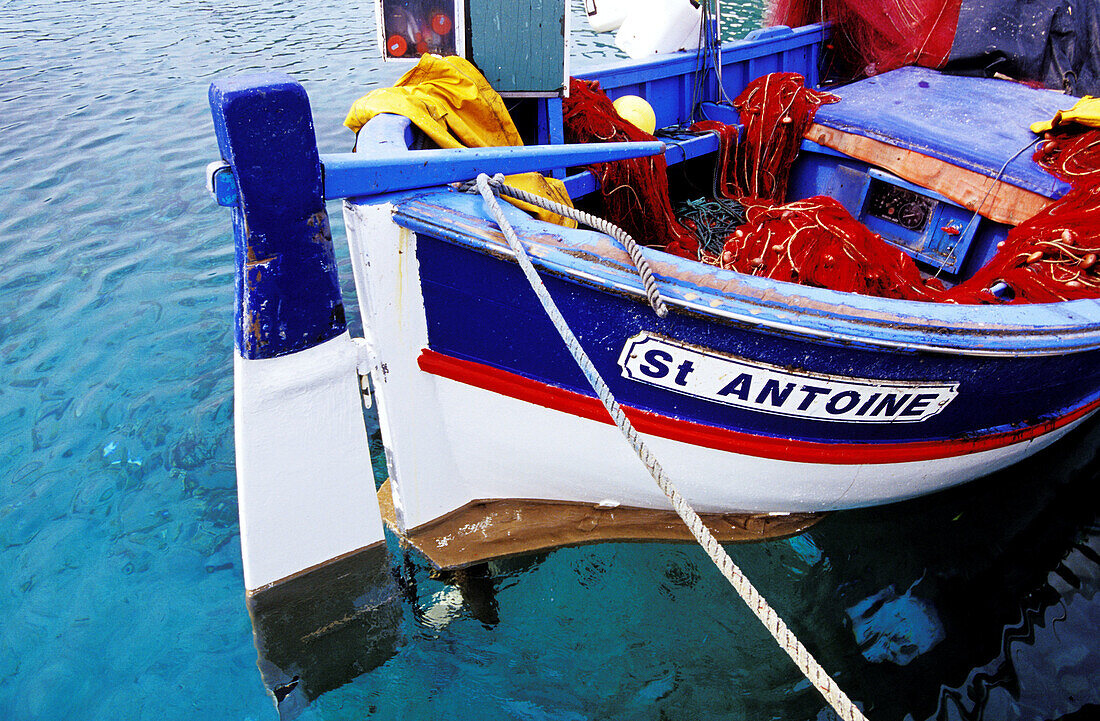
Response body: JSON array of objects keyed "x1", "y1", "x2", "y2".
[{"x1": 1, "y1": 0, "x2": 1097, "y2": 719}]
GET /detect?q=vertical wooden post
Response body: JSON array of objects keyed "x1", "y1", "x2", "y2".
[{"x1": 208, "y1": 74, "x2": 386, "y2": 598}]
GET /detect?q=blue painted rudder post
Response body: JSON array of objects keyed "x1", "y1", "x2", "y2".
[{"x1": 209, "y1": 74, "x2": 345, "y2": 359}]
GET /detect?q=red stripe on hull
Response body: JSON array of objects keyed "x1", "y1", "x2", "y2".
[{"x1": 418, "y1": 349, "x2": 1099, "y2": 464}]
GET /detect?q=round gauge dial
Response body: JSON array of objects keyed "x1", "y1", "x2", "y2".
[
  {"x1": 865, "y1": 180, "x2": 937, "y2": 232},
  {"x1": 897, "y1": 201, "x2": 929, "y2": 231}
]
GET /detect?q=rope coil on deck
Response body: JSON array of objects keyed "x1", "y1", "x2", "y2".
[
  {"x1": 462, "y1": 176, "x2": 669, "y2": 317},
  {"x1": 474, "y1": 173, "x2": 868, "y2": 721}
]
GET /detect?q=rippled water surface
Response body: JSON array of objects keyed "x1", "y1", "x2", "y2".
[{"x1": 1, "y1": 1, "x2": 1097, "y2": 719}]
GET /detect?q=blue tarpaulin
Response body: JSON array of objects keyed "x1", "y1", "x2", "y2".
[
  {"x1": 813, "y1": 66, "x2": 1078, "y2": 198},
  {"x1": 948, "y1": 0, "x2": 1100, "y2": 97}
]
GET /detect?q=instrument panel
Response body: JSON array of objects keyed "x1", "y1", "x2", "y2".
[{"x1": 864, "y1": 179, "x2": 937, "y2": 232}]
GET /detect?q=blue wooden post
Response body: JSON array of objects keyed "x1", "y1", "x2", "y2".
[{"x1": 209, "y1": 73, "x2": 346, "y2": 359}]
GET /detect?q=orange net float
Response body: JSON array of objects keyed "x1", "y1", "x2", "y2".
[
  {"x1": 431, "y1": 11, "x2": 453, "y2": 35},
  {"x1": 386, "y1": 35, "x2": 408, "y2": 57}
]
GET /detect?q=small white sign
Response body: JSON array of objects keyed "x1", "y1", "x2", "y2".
[{"x1": 618, "y1": 333, "x2": 958, "y2": 423}]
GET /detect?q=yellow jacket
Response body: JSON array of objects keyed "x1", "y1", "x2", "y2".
[
  {"x1": 346, "y1": 55, "x2": 576, "y2": 227},
  {"x1": 1030, "y1": 95, "x2": 1100, "y2": 134}
]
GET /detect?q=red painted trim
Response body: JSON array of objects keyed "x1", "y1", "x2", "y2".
[{"x1": 418, "y1": 349, "x2": 1100, "y2": 464}]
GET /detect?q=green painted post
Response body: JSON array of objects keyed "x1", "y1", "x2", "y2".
[{"x1": 466, "y1": 0, "x2": 567, "y2": 96}]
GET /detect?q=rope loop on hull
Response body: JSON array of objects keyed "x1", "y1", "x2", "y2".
[
  {"x1": 463, "y1": 175, "x2": 669, "y2": 317},
  {"x1": 473, "y1": 173, "x2": 868, "y2": 721}
]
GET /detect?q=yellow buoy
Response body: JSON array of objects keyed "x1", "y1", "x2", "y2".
[{"x1": 612, "y1": 95, "x2": 657, "y2": 135}]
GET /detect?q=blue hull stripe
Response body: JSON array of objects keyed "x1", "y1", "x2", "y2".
[{"x1": 398, "y1": 212, "x2": 1100, "y2": 447}]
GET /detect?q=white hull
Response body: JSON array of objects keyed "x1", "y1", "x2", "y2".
[{"x1": 342, "y1": 201, "x2": 1085, "y2": 533}]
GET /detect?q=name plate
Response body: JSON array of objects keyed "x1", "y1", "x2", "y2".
[{"x1": 618, "y1": 333, "x2": 957, "y2": 423}]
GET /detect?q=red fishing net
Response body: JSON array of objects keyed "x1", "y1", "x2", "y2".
[
  {"x1": 695, "y1": 73, "x2": 838, "y2": 202},
  {"x1": 694, "y1": 75, "x2": 942, "y2": 299},
  {"x1": 563, "y1": 78, "x2": 699, "y2": 258},
  {"x1": 565, "y1": 71, "x2": 1100, "y2": 304},
  {"x1": 719, "y1": 198, "x2": 945, "y2": 300},
  {"x1": 768, "y1": 0, "x2": 960, "y2": 78},
  {"x1": 944, "y1": 129, "x2": 1100, "y2": 303}
]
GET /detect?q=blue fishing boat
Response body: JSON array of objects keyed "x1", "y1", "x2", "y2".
[
  {"x1": 204, "y1": 0, "x2": 1100, "y2": 715},
  {"x1": 207, "y1": 0, "x2": 1100, "y2": 651}
]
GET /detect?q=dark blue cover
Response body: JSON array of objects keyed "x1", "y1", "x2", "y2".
[
  {"x1": 813, "y1": 66, "x2": 1079, "y2": 199},
  {"x1": 209, "y1": 73, "x2": 347, "y2": 359},
  {"x1": 948, "y1": 0, "x2": 1100, "y2": 97}
]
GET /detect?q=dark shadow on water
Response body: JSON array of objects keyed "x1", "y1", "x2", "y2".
[
  {"x1": 809, "y1": 415, "x2": 1100, "y2": 721},
  {"x1": 433, "y1": 562, "x2": 501, "y2": 627}
]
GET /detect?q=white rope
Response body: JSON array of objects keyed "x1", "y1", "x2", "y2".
[
  {"x1": 466, "y1": 176, "x2": 669, "y2": 318},
  {"x1": 474, "y1": 173, "x2": 868, "y2": 721}
]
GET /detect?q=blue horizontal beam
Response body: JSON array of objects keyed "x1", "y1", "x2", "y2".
[
  {"x1": 319, "y1": 141, "x2": 665, "y2": 200},
  {"x1": 563, "y1": 131, "x2": 720, "y2": 198},
  {"x1": 210, "y1": 141, "x2": 667, "y2": 206}
]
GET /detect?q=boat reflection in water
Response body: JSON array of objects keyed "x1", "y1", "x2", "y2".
[
  {"x1": 807, "y1": 415, "x2": 1100, "y2": 720},
  {"x1": 246, "y1": 542, "x2": 402, "y2": 719}
]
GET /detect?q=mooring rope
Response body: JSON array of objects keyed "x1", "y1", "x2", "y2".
[
  {"x1": 473, "y1": 173, "x2": 868, "y2": 721},
  {"x1": 462, "y1": 177, "x2": 669, "y2": 318}
]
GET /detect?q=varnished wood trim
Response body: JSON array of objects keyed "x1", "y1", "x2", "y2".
[
  {"x1": 378, "y1": 479, "x2": 822, "y2": 570},
  {"x1": 806, "y1": 124, "x2": 1052, "y2": 226}
]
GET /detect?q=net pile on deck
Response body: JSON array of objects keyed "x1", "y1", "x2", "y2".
[
  {"x1": 945, "y1": 129, "x2": 1100, "y2": 303},
  {"x1": 697, "y1": 73, "x2": 946, "y2": 301},
  {"x1": 564, "y1": 73, "x2": 1100, "y2": 304},
  {"x1": 563, "y1": 79, "x2": 699, "y2": 259},
  {"x1": 565, "y1": 73, "x2": 948, "y2": 301}
]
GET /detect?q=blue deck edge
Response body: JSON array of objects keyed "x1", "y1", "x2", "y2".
[{"x1": 388, "y1": 189, "x2": 1100, "y2": 357}]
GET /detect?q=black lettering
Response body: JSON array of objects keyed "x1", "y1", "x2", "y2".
[
  {"x1": 640, "y1": 349, "x2": 672, "y2": 379},
  {"x1": 797, "y1": 385, "x2": 831, "y2": 411},
  {"x1": 900, "y1": 393, "x2": 937, "y2": 418},
  {"x1": 717, "y1": 373, "x2": 753, "y2": 400},
  {"x1": 755, "y1": 379, "x2": 796, "y2": 407},
  {"x1": 674, "y1": 360, "x2": 695, "y2": 386},
  {"x1": 825, "y1": 390, "x2": 861, "y2": 414},
  {"x1": 855, "y1": 392, "x2": 881, "y2": 416},
  {"x1": 871, "y1": 393, "x2": 912, "y2": 417}
]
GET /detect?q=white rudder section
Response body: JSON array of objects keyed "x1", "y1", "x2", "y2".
[
  {"x1": 343, "y1": 201, "x2": 473, "y2": 533},
  {"x1": 234, "y1": 332, "x2": 384, "y2": 592}
]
